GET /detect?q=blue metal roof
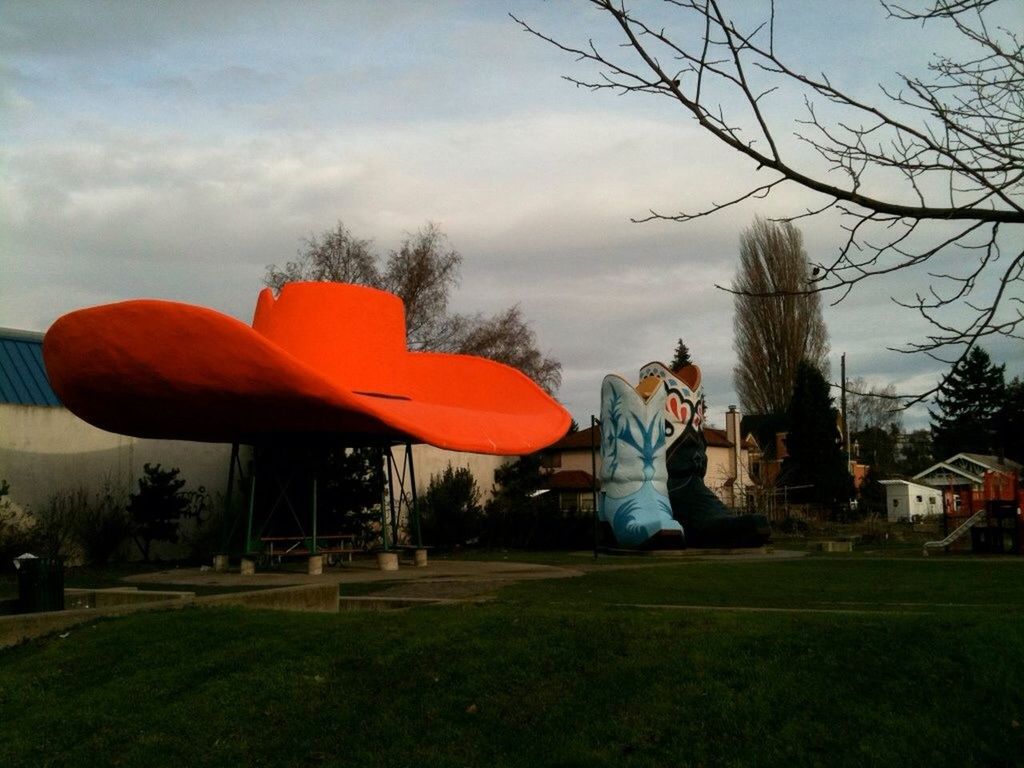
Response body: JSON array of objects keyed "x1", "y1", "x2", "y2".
[{"x1": 0, "y1": 328, "x2": 62, "y2": 407}]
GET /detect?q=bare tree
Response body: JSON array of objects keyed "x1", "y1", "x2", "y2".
[
  {"x1": 733, "y1": 218, "x2": 829, "y2": 414},
  {"x1": 457, "y1": 306, "x2": 563, "y2": 394},
  {"x1": 845, "y1": 377, "x2": 903, "y2": 434},
  {"x1": 377, "y1": 223, "x2": 468, "y2": 352},
  {"x1": 513, "y1": 0, "x2": 1023, "y2": 402},
  {"x1": 265, "y1": 223, "x2": 379, "y2": 291},
  {"x1": 265, "y1": 222, "x2": 562, "y2": 393}
]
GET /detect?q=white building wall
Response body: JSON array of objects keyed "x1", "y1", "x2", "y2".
[
  {"x1": 0, "y1": 404, "x2": 232, "y2": 512},
  {"x1": 2, "y1": 405, "x2": 512, "y2": 511},
  {"x1": 558, "y1": 451, "x2": 599, "y2": 475},
  {"x1": 401, "y1": 444, "x2": 511, "y2": 502},
  {"x1": 883, "y1": 481, "x2": 941, "y2": 522}
]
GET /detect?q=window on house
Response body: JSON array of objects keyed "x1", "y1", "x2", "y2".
[
  {"x1": 915, "y1": 495, "x2": 923, "y2": 503},
  {"x1": 541, "y1": 453, "x2": 562, "y2": 469},
  {"x1": 928, "y1": 497, "x2": 936, "y2": 505},
  {"x1": 892, "y1": 499, "x2": 899, "y2": 507}
]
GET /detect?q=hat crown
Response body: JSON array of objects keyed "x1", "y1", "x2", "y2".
[{"x1": 253, "y1": 282, "x2": 409, "y2": 392}]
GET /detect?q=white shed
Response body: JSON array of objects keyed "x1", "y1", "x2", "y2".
[{"x1": 879, "y1": 480, "x2": 942, "y2": 522}]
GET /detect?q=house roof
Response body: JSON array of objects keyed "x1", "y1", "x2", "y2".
[
  {"x1": 704, "y1": 427, "x2": 732, "y2": 448},
  {"x1": 956, "y1": 452, "x2": 1023, "y2": 474},
  {"x1": 740, "y1": 413, "x2": 788, "y2": 458},
  {"x1": 546, "y1": 423, "x2": 734, "y2": 451},
  {"x1": 544, "y1": 469, "x2": 596, "y2": 490},
  {"x1": 913, "y1": 453, "x2": 1022, "y2": 487},
  {"x1": 547, "y1": 425, "x2": 601, "y2": 451},
  {"x1": 879, "y1": 479, "x2": 940, "y2": 491},
  {"x1": 0, "y1": 328, "x2": 61, "y2": 407},
  {"x1": 913, "y1": 462, "x2": 983, "y2": 487}
]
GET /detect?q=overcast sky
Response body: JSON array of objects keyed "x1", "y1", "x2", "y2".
[{"x1": 2, "y1": 0, "x2": 1021, "y2": 432}]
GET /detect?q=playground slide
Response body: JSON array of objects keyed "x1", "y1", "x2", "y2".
[{"x1": 923, "y1": 509, "x2": 987, "y2": 553}]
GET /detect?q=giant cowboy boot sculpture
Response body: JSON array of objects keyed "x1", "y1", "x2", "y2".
[
  {"x1": 597, "y1": 374, "x2": 685, "y2": 548},
  {"x1": 639, "y1": 362, "x2": 770, "y2": 548}
]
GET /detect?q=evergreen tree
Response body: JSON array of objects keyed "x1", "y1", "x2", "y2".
[
  {"x1": 997, "y1": 377, "x2": 1024, "y2": 464},
  {"x1": 930, "y1": 347, "x2": 1005, "y2": 459},
  {"x1": 482, "y1": 454, "x2": 558, "y2": 548},
  {"x1": 127, "y1": 464, "x2": 204, "y2": 561},
  {"x1": 852, "y1": 424, "x2": 900, "y2": 478},
  {"x1": 782, "y1": 361, "x2": 852, "y2": 512},
  {"x1": 319, "y1": 447, "x2": 383, "y2": 545},
  {"x1": 670, "y1": 339, "x2": 693, "y2": 371},
  {"x1": 419, "y1": 464, "x2": 483, "y2": 548}
]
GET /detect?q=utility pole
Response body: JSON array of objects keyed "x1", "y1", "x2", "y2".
[{"x1": 841, "y1": 353, "x2": 852, "y2": 473}]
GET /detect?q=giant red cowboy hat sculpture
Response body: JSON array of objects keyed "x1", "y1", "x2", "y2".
[{"x1": 43, "y1": 282, "x2": 571, "y2": 454}]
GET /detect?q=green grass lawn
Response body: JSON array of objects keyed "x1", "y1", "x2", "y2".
[{"x1": 2, "y1": 557, "x2": 1023, "y2": 767}]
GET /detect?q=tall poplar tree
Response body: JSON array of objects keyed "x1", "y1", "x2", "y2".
[{"x1": 732, "y1": 218, "x2": 830, "y2": 416}]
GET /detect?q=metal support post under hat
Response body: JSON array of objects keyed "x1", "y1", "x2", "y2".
[
  {"x1": 591, "y1": 415, "x2": 600, "y2": 560},
  {"x1": 378, "y1": 446, "x2": 390, "y2": 550},
  {"x1": 311, "y1": 474, "x2": 318, "y2": 555},
  {"x1": 385, "y1": 444, "x2": 398, "y2": 544},
  {"x1": 407, "y1": 442, "x2": 422, "y2": 548},
  {"x1": 245, "y1": 470, "x2": 257, "y2": 555}
]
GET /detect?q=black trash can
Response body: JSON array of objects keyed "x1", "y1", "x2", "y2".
[{"x1": 16, "y1": 556, "x2": 65, "y2": 613}]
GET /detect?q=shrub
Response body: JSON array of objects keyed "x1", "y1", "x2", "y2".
[
  {"x1": 74, "y1": 482, "x2": 130, "y2": 566},
  {"x1": 127, "y1": 464, "x2": 205, "y2": 561},
  {"x1": 33, "y1": 488, "x2": 86, "y2": 560},
  {"x1": 418, "y1": 464, "x2": 483, "y2": 548},
  {"x1": 179, "y1": 490, "x2": 224, "y2": 562},
  {"x1": 775, "y1": 516, "x2": 810, "y2": 536},
  {"x1": 317, "y1": 447, "x2": 384, "y2": 548},
  {"x1": 0, "y1": 480, "x2": 36, "y2": 571},
  {"x1": 482, "y1": 454, "x2": 591, "y2": 549}
]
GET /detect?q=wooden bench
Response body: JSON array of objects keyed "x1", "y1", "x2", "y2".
[{"x1": 260, "y1": 534, "x2": 358, "y2": 564}]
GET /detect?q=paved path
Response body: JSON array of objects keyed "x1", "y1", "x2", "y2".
[
  {"x1": 125, "y1": 558, "x2": 584, "y2": 598},
  {"x1": 124, "y1": 549, "x2": 807, "y2": 601}
]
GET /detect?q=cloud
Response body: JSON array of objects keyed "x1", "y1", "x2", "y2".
[{"x1": 4, "y1": 0, "x2": 1018, "y2": 433}]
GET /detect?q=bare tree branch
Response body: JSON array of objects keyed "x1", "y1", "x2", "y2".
[
  {"x1": 515, "y1": 0, "x2": 1023, "y2": 402},
  {"x1": 264, "y1": 222, "x2": 563, "y2": 393}
]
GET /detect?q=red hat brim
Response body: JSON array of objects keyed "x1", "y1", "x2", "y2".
[{"x1": 43, "y1": 291, "x2": 570, "y2": 455}]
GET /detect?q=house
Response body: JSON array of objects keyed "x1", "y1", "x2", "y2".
[
  {"x1": 878, "y1": 479, "x2": 941, "y2": 522},
  {"x1": 914, "y1": 452, "x2": 1022, "y2": 490},
  {"x1": 539, "y1": 427, "x2": 601, "y2": 513},
  {"x1": 740, "y1": 419, "x2": 787, "y2": 489},
  {"x1": 742, "y1": 413, "x2": 870, "y2": 492},
  {"x1": 540, "y1": 406, "x2": 755, "y2": 513},
  {"x1": 913, "y1": 453, "x2": 1022, "y2": 515}
]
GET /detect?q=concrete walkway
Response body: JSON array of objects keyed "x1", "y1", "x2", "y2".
[
  {"x1": 124, "y1": 558, "x2": 585, "y2": 599},
  {"x1": 124, "y1": 549, "x2": 806, "y2": 600}
]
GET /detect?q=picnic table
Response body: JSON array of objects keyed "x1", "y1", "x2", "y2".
[{"x1": 260, "y1": 534, "x2": 357, "y2": 563}]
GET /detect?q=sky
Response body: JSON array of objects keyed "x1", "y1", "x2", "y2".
[{"x1": 2, "y1": 0, "x2": 1021, "y2": 432}]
